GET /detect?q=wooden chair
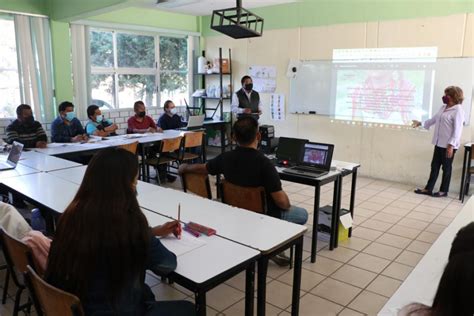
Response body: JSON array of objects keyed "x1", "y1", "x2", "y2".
[
  {"x1": 118, "y1": 141, "x2": 139, "y2": 155},
  {"x1": 181, "y1": 131, "x2": 205, "y2": 163},
  {"x1": 144, "y1": 137, "x2": 183, "y2": 184},
  {"x1": 181, "y1": 172, "x2": 212, "y2": 199},
  {"x1": 0, "y1": 229, "x2": 33, "y2": 316},
  {"x1": 24, "y1": 265, "x2": 84, "y2": 316},
  {"x1": 220, "y1": 180, "x2": 266, "y2": 213},
  {"x1": 462, "y1": 144, "x2": 474, "y2": 203}
]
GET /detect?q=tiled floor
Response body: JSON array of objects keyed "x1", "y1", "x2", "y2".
[{"x1": 0, "y1": 175, "x2": 466, "y2": 315}]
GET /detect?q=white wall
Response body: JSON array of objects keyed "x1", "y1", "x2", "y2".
[{"x1": 204, "y1": 13, "x2": 474, "y2": 192}]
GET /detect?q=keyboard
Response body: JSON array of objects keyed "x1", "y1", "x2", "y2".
[{"x1": 282, "y1": 166, "x2": 328, "y2": 178}]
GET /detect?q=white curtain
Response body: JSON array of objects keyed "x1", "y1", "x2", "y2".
[
  {"x1": 70, "y1": 24, "x2": 91, "y2": 120},
  {"x1": 14, "y1": 15, "x2": 55, "y2": 122}
]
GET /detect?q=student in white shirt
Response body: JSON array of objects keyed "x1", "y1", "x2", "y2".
[
  {"x1": 231, "y1": 75, "x2": 263, "y2": 120},
  {"x1": 412, "y1": 86, "x2": 465, "y2": 197}
]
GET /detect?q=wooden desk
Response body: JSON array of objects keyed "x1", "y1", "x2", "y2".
[{"x1": 379, "y1": 197, "x2": 474, "y2": 315}]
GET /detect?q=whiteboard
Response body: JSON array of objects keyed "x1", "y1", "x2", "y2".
[{"x1": 289, "y1": 57, "x2": 473, "y2": 125}]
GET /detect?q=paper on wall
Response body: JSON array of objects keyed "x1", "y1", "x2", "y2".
[
  {"x1": 270, "y1": 94, "x2": 285, "y2": 121},
  {"x1": 248, "y1": 65, "x2": 277, "y2": 93}
]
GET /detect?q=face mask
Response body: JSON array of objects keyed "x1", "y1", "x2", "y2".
[
  {"x1": 138, "y1": 111, "x2": 146, "y2": 118},
  {"x1": 65, "y1": 112, "x2": 76, "y2": 121},
  {"x1": 442, "y1": 96, "x2": 449, "y2": 104},
  {"x1": 95, "y1": 115, "x2": 103, "y2": 122},
  {"x1": 244, "y1": 83, "x2": 253, "y2": 91},
  {"x1": 24, "y1": 116, "x2": 34, "y2": 125},
  {"x1": 170, "y1": 108, "x2": 177, "y2": 115}
]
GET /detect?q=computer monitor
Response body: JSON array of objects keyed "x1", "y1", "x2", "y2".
[
  {"x1": 301, "y1": 142, "x2": 334, "y2": 171},
  {"x1": 275, "y1": 137, "x2": 308, "y2": 164}
]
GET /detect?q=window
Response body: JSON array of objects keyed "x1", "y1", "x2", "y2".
[
  {"x1": 89, "y1": 29, "x2": 189, "y2": 109},
  {"x1": 0, "y1": 17, "x2": 21, "y2": 118}
]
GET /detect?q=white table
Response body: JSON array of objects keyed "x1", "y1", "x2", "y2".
[
  {"x1": 48, "y1": 165, "x2": 160, "y2": 196},
  {"x1": 18, "y1": 151, "x2": 82, "y2": 172},
  {"x1": 33, "y1": 142, "x2": 110, "y2": 156},
  {"x1": 137, "y1": 187, "x2": 306, "y2": 316},
  {"x1": 143, "y1": 209, "x2": 259, "y2": 315},
  {"x1": 0, "y1": 154, "x2": 40, "y2": 179},
  {"x1": 379, "y1": 197, "x2": 474, "y2": 315}
]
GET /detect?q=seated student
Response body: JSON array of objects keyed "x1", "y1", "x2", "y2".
[
  {"x1": 6, "y1": 104, "x2": 47, "y2": 148},
  {"x1": 45, "y1": 148, "x2": 195, "y2": 315},
  {"x1": 85, "y1": 105, "x2": 118, "y2": 137},
  {"x1": 51, "y1": 101, "x2": 88, "y2": 143},
  {"x1": 179, "y1": 117, "x2": 307, "y2": 265},
  {"x1": 157, "y1": 100, "x2": 186, "y2": 130},
  {"x1": 398, "y1": 222, "x2": 474, "y2": 316},
  {"x1": 128, "y1": 100, "x2": 162, "y2": 133}
]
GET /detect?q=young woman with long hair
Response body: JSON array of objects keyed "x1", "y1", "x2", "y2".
[{"x1": 45, "y1": 147, "x2": 195, "y2": 315}]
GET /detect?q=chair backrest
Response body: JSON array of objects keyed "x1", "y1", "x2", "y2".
[
  {"x1": 182, "y1": 173, "x2": 212, "y2": 199},
  {"x1": 160, "y1": 137, "x2": 183, "y2": 153},
  {"x1": 118, "y1": 141, "x2": 139, "y2": 155},
  {"x1": 0, "y1": 228, "x2": 31, "y2": 286},
  {"x1": 221, "y1": 180, "x2": 266, "y2": 213},
  {"x1": 184, "y1": 132, "x2": 204, "y2": 148},
  {"x1": 24, "y1": 265, "x2": 84, "y2": 316}
]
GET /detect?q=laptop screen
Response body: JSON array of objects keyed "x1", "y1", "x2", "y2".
[
  {"x1": 7, "y1": 142, "x2": 24, "y2": 166},
  {"x1": 302, "y1": 143, "x2": 334, "y2": 170},
  {"x1": 276, "y1": 137, "x2": 307, "y2": 163}
]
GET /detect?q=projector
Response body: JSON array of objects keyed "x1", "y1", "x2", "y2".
[{"x1": 211, "y1": 0, "x2": 264, "y2": 39}]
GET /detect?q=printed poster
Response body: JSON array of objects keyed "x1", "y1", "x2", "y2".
[{"x1": 248, "y1": 65, "x2": 277, "y2": 93}]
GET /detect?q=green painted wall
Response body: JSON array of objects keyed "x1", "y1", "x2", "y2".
[
  {"x1": 202, "y1": 0, "x2": 474, "y2": 37},
  {"x1": 0, "y1": 0, "x2": 46, "y2": 15},
  {"x1": 88, "y1": 7, "x2": 199, "y2": 33},
  {"x1": 47, "y1": 0, "x2": 131, "y2": 21},
  {"x1": 50, "y1": 20, "x2": 74, "y2": 103}
]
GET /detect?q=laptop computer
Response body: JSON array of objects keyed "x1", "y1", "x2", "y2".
[
  {"x1": 272, "y1": 137, "x2": 308, "y2": 166},
  {"x1": 0, "y1": 141, "x2": 24, "y2": 171},
  {"x1": 179, "y1": 115, "x2": 205, "y2": 131},
  {"x1": 282, "y1": 142, "x2": 334, "y2": 178}
]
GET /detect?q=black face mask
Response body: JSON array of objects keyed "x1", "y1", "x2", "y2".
[
  {"x1": 244, "y1": 83, "x2": 253, "y2": 91},
  {"x1": 24, "y1": 116, "x2": 34, "y2": 125},
  {"x1": 138, "y1": 111, "x2": 146, "y2": 118}
]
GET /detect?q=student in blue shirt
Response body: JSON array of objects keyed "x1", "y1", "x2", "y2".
[
  {"x1": 51, "y1": 101, "x2": 88, "y2": 143},
  {"x1": 85, "y1": 105, "x2": 118, "y2": 137}
]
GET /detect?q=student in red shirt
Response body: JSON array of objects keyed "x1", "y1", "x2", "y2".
[{"x1": 127, "y1": 101, "x2": 162, "y2": 134}]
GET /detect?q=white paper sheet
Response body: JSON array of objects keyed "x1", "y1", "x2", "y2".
[{"x1": 159, "y1": 232, "x2": 207, "y2": 257}]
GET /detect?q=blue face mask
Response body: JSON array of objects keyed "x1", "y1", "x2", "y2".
[
  {"x1": 65, "y1": 111, "x2": 76, "y2": 121},
  {"x1": 95, "y1": 115, "x2": 103, "y2": 122}
]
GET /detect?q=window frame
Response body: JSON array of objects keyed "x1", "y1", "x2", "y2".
[{"x1": 89, "y1": 27, "x2": 191, "y2": 110}]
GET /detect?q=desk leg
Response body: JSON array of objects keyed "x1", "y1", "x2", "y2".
[
  {"x1": 257, "y1": 257, "x2": 269, "y2": 316},
  {"x1": 291, "y1": 236, "x2": 303, "y2": 316},
  {"x1": 311, "y1": 185, "x2": 321, "y2": 263},
  {"x1": 349, "y1": 169, "x2": 358, "y2": 237},
  {"x1": 195, "y1": 290, "x2": 207, "y2": 316},
  {"x1": 465, "y1": 150, "x2": 472, "y2": 197},
  {"x1": 330, "y1": 177, "x2": 340, "y2": 250},
  {"x1": 460, "y1": 148, "x2": 468, "y2": 200},
  {"x1": 140, "y1": 145, "x2": 147, "y2": 182},
  {"x1": 245, "y1": 262, "x2": 255, "y2": 316},
  {"x1": 221, "y1": 124, "x2": 226, "y2": 153},
  {"x1": 334, "y1": 176, "x2": 342, "y2": 248}
]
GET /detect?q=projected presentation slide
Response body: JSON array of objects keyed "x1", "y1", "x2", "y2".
[{"x1": 331, "y1": 47, "x2": 437, "y2": 126}]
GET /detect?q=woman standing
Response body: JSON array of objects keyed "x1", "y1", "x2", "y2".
[
  {"x1": 413, "y1": 86, "x2": 465, "y2": 197},
  {"x1": 45, "y1": 147, "x2": 195, "y2": 315}
]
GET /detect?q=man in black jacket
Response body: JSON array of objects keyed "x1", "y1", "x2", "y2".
[
  {"x1": 6, "y1": 104, "x2": 47, "y2": 148},
  {"x1": 231, "y1": 75, "x2": 262, "y2": 120}
]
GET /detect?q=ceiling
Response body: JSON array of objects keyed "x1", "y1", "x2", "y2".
[{"x1": 152, "y1": 0, "x2": 298, "y2": 16}]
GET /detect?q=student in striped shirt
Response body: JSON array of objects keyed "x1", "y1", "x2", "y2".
[{"x1": 6, "y1": 104, "x2": 47, "y2": 148}]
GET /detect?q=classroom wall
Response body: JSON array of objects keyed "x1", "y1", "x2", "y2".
[{"x1": 204, "y1": 13, "x2": 474, "y2": 192}]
